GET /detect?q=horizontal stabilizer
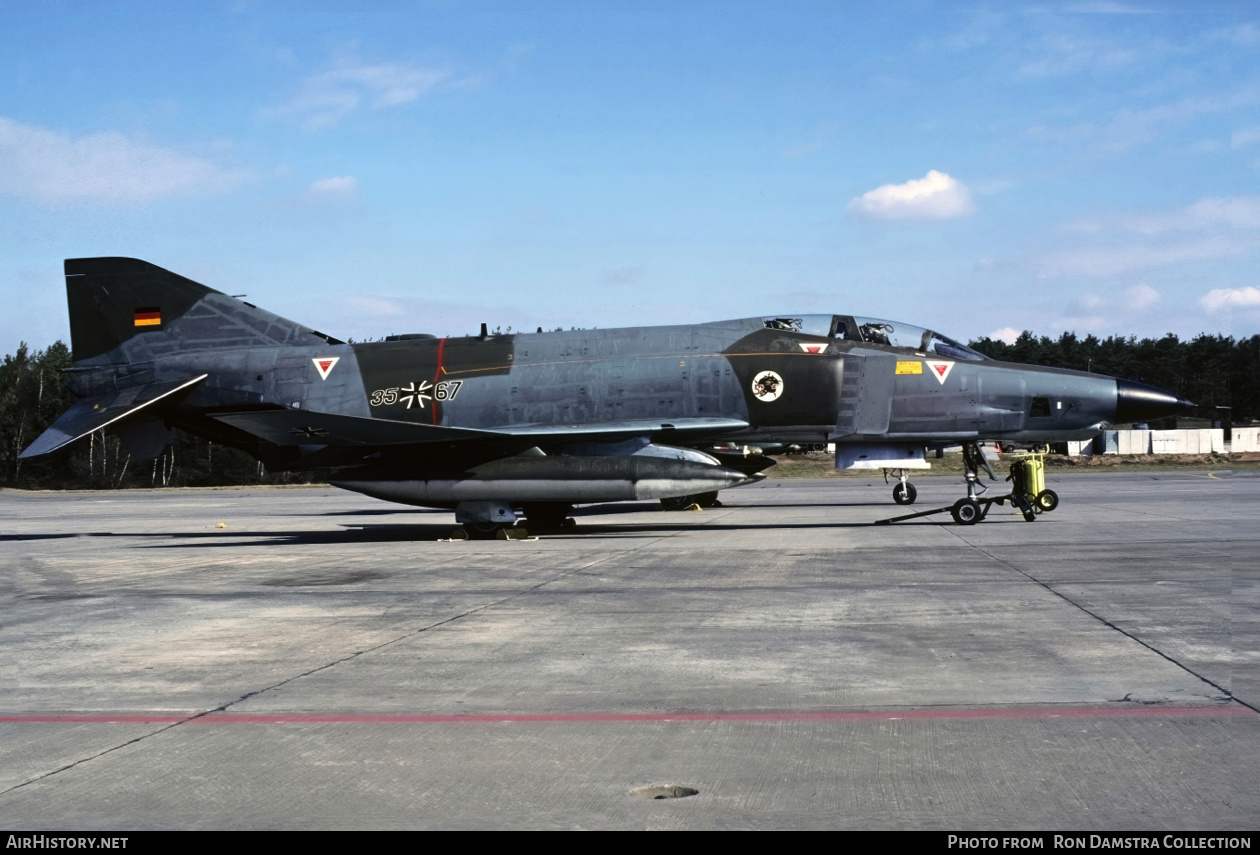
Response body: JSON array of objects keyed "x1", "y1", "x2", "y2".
[
  {"x1": 493, "y1": 417, "x2": 750, "y2": 438},
  {"x1": 19, "y1": 375, "x2": 207, "y2": 459},
  {"x1": 210, "y1": 410, "x2": 505, "y2": 447}
]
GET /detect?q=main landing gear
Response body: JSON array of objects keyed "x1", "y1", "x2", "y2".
[
  {"x1": 876, "y1": 443, "x2": 1061, "y2": 527},
  {"x1": 449, "y1": 500, "x2": 573, "y2": 540},
  {"x1": 660, "y1": 491, "x2": 721, "y2": 511}
]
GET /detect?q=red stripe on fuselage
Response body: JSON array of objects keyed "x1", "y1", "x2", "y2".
[{"x1": 432, "y1": 337, "x2": 448, "y2": 425}]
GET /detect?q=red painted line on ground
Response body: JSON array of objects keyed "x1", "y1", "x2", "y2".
[{"x1": 0, "y1": 704, "x2": 1251, "y2": 725}]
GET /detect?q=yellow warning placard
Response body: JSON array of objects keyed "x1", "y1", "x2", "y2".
[{"x1": 896, "y1": 361, "x2": 922, "y2": 375}]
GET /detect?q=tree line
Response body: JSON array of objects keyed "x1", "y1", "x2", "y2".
[
  {"x1": 0, "y1": 341, "x2": 325, "y2": 490},
  {"x1": 966, "y1": 331, "x2": 1258, "y2": 422},
  {"x1": 1, "y1": 332, "x2": 1257, "y2": 489}
]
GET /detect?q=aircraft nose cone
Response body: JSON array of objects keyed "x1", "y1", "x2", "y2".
[{"x1": 1114, "y1": 378, "x2": 1193, "y2": 425}]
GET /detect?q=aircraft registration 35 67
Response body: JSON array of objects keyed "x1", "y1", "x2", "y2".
[{"x1": 21, "y1": 258, "x2": 1192, "y2": 535}]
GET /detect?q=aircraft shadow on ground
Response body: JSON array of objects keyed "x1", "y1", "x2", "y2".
[
  {"x1": 102, "y1": 517, "x2": 881, "y2": 547},
  {"x1": 0, "y1": 533, "x2": 110, "y2": 542}
]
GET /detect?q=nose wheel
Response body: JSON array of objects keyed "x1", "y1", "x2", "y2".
[
  {"x1": 886, "y1": 468, "x2": 918, "y2": 505},
  {"x1": 892, "y1": 481, "x2": 917, "y2": 505}
]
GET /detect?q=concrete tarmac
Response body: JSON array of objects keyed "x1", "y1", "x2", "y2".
[{"x1": 0, "y1": 470, "x2": 1255, "y2": 829}]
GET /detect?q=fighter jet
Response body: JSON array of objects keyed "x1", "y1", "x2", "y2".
[{"x1": 20, "y1": 258, "x2": 1192, "y2": 534}]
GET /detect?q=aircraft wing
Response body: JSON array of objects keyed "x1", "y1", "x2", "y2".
[
  {"x1": 492, "y1": 417, "x2": 750, "y2": 438},
  {"x1": 210, "y1": 411, "x2": 750, "y2": 448},
  {"x1": 209, "y1": 410, "x2": 503, "y2": 446},
  {"x1": 19, "y1": 375, "x2": 208, "y2": 459}
]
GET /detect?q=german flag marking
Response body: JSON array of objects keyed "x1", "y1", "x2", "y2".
[{"x1": 133, "y1": 307, "x2": 161, "y2": 327}]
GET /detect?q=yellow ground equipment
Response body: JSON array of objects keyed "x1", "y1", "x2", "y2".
[
  {"x1": 877, "y1": 450, "x2": 1060, "y2": 526},
  {"x1": 1006, "y1": 453, "x2": 1059, "y2": 513}
]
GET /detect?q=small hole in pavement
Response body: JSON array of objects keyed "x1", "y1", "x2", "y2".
[{"x1": 631, "y1": 784, "x2": 699, "y2": 800}]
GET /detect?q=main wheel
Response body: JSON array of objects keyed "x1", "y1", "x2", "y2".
[
  {"x1": 660, "y1": 496, "x2": 692, "y2": 511},
  {"x1": 950, "y1": 498, "x2": 982, "y2": 526},
  {"x1": 892, "y1": 482, "x2": 917, "y2": 505},
  {"x1": 468, "y1": 521, "x2": 506, "y2": 540},
  {"x1": 521, "y1": 502, "x2": 572, "y2": 530},
  {"x1": 1036, "y1": 489, "x2": 1059, "y2": 512},
  {"x1": 695, "y1": 491, "x2": 720, "y2": 508}
]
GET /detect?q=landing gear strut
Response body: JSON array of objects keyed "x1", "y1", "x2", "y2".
[
  {"x1": 451, "y1": 500, "x2": 529, "y2": 539},
  {"x1": 521, "y1": 502, "x2": 576, "y2": 532}
]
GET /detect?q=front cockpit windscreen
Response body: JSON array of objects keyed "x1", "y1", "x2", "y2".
[{"x1": 925, "y1": 332, "x2": 986, "y2": 361}]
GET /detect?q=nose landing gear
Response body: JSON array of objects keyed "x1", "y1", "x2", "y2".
[
  {"x1": 887, "y1": 469, "x2": 918, "y2": 505},
  {"x1": 876, "y1": 443, "x2": 1061, "y2": 527}
]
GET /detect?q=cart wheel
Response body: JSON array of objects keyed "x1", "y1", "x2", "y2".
[
  {"x1": 1036, "y1": 489, "x2": 1059, "y2": 512},
  {"x1": 951, "y1": 498, "x2": 982, "y2": 526},
  {"x1": 892, "y1": 482, "x2": 917, "y2": 505},
  {"x1": 1023, "y1": 508, "x2": 1038, "y2": 522}
]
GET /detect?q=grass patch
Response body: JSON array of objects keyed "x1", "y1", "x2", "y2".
[{"x1": 765, "y1": 451, "x2": 1248, "y2": 479}]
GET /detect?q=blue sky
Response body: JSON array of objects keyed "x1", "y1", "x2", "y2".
[{"x1": 2, "y1": 0, "x2": 1257, "y2": 355}]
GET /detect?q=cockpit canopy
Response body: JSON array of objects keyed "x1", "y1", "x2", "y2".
[{"x1": 761, "y1": 314, "x2": 987, "y2": 362}]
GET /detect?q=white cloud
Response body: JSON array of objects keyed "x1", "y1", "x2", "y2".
[
  {"x1": 0, "y1": 117, "x2": 249, "y2": 205},
  {"x1": 1125, "y1": 283, "x2": 1161, "y2": 309},
  {"x1": 1064, "y1": 196, "x2": 1260, "y2": 235},
  {"x1": 304, "y1": 175, "x2": 357, "y2": 201},
  {"x1": 847, "y1": 170, "x2": 975, "y2": 221},
  {"x1": 1054, "y1": 1, "x2": 1157, "y2": 13},
  {"x1": 1124, "y1": 196, "x2": 1260, "y2": 234},
  {"x1": 1025, "y1": 87, "x2": 1260, "y2": 151},
  {"x1": 1233, "y1": 126, "x2": 1260, "y2": 150},
  {"x1": 1017, "y1": 33, "x2": 1145, "y2": 79},
  {"x1": 1037, "y1": 236, "x2": 1253, "y2": 278},
  {"x1": 1210, "y1": 23, "x2": 1260, "y2": 47},
  {"x1": 988, "y1": 327, "x2": 1020, "y2": 344},
  {"x1": 1199, "y1": 287, "x2": 1260, "y2": 313},
  {"x1": 344, "y1": 296, "x2": 404, "y2": 317},
  {"x1": 274, "y1": 58, "x2": 450, "y2": 130},
  {"x1": 1042, "y1": 196, "x2": 1260, "y2": 278}
]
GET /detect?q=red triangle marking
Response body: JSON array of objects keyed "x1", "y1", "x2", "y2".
[
  {"x1": 932, "y1": 364, "x2": 948, "y2": 377},
  {"x1": 318, "y1": 360, "x2": 334, "y2": 372}
]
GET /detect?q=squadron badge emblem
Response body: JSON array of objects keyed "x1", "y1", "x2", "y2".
[{"x1": 751, "y1": 370, "x2": 785, "y2": 402}]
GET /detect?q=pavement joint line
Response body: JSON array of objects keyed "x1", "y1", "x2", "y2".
[
  {"x1": 0, "y1": 535, "x2": 667, "y2": 799},
  {"x1": 944, "y1": 527, "x2": 1254, "y2": 715},
  {"x1": 1, "y1": 704, "x2": 1251, "y2": 724}
]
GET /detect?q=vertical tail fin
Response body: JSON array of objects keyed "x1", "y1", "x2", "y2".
[{"x1": 65, "y1": 257, "x2": 341, "y2": 365}]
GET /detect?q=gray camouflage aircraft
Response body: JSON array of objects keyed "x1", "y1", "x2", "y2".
[{"x1": 21, "y1": 257, "x2": 1191, "y2": 534}]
